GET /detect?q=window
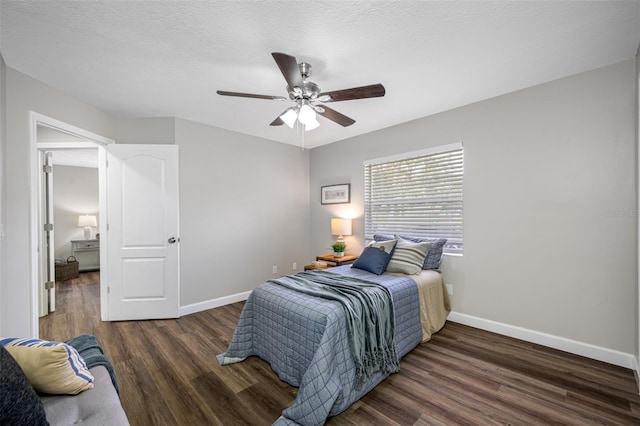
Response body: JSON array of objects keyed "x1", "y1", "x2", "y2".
[{"x1": 364, "y1": 143, "x2": 464, "y2": 254}]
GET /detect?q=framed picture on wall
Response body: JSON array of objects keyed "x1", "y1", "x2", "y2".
[{"x1": 321, "y1": 184, "x2": 350, "y2": 205}]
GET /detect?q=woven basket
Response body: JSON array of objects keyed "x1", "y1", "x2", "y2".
[{"x1": 55, "y1": 256, "x2": 79, "y2": 281}]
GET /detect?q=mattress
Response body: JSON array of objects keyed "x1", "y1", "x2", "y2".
[{"x1": 392, "y1": 269, "x2": 451, "y2": 342}]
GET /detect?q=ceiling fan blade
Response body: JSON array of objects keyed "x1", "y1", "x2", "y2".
[
  {"x1": 318, "y1": 84, "x2": 386, "y2": 102},
  {"x1": 217, "y1": 90, "x2": 287, "y2": 101},
  {"x1": 270, "y1": 116, "x2": 284, "y2": 126},
  {"x1": 272, "y1": 52, "x2": 303, "y2": 89},
  {"x1": 317, "y1": 105, "x2": 355, "y2": 127}
]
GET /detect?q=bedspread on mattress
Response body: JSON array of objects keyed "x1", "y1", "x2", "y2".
[
  {"x1": 268, "y1": 271, "x2": 399, "y2": 390},
  {"x1": 217, "y1": 265, "x2": 422, "y2": 426}
]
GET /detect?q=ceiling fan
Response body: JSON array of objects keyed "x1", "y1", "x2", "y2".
[{"x1": 217, "y1": 52, "x2": 385, "y2": 130}]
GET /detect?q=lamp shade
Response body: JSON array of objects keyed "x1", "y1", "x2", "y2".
[
  {"x1": 304, "y1": 116, "x2": 320, "y2": 130},
  {"x1": 298, "y1": 103, "x2": 316, "y2": 125},
  {"x1": 331, "y1": 218, "x2": 352, "y2": 236},
  {"x1": 77, "y1": 214, "x2": 97, "y2": 227},
  {"x1": 280, "y1": 108, "x2": 297, "y2": 128}
]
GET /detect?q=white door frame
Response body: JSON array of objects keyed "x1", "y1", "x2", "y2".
[{"x1": 29, "y1": 112, "x2": 114, "y2": 337}]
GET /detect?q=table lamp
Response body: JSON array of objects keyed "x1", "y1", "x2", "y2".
[
  {"x1": 78, "y1": 214, "x2": 97, "y2": 240},
  {"x1": 331, "y1": 218, "x2": 352, "y2": 244}
]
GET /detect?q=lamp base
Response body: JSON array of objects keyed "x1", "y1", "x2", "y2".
[{"x1": 84, "y1": 227, "x2": 92, "y2": 240}]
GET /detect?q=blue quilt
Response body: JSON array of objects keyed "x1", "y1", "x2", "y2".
[{"x1": 217, "y1": 265, "x2": 422, "y2": 426}]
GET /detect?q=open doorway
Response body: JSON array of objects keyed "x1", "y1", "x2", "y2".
[
  {"x1": 30, "y1": 112, "x2": 181, "y2": 335},
  {"x1": 48, "y1": 147, "x2": 100, "y2": 315},
  {"x1": 29, "y1": 112, "x2": 113, "y2": 337}
]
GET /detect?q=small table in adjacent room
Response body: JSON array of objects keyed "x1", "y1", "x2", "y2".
[{"x1": 70, "y1": 239, "x2": 100, "y2": 272}]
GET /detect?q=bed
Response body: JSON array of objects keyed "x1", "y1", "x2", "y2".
[{"x1": 217, "y1": 264, "x2": 451, "y2": 426}]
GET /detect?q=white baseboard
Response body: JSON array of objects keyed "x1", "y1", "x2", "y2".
[
  {"x1": 180, "y1": 291, "x2": 251, "y2": 317},
  {"x1": 447, "y1": 311, "x2": 637, "y2": 370}
]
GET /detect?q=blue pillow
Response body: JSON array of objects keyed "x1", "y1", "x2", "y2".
[
  {"x1": 352, "y1": 246, "x2": 394, "y2": 275},
  {"x1": 373, "y1": 234, "x2": 394, "y2": 242}
]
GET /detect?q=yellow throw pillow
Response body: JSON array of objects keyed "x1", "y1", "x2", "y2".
[{"x1": 1, "y1": 338, "x2": 94, "y2": 395}]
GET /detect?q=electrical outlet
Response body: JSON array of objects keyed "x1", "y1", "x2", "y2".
[
  {"x1": 446, "y1": 284, "x2": 453, "y2": 296},
  {"x1": 273, "y1": 265, "x2": 278, "y2": 274},
  {"x1": 292, "y1": 262, "x2": 297, "y2": 270}
]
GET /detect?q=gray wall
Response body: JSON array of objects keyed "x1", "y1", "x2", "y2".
[
  {"x1": 113, "y1": 116, "x2": 312, "y2": 306},
  {"x1": 0, "y1": 53, "x2": 6, "y2": 334},
  {"x1": 175, "y1": 118, "x2": 310, "y2": 305},
  {"x1": 116, "y1": 117, "x2": 176, "y2": 144},
  {"x1": 310, "y1": 59, "x2": 638, "y2": 355},
  {"x1": 636, "y1": 45, "x2": 640, "y2": 376},
  {"x1": 1, "y1": 67, "x2": 115, "y2": 337},
  {"x1": 0, "y1": 63, "x2": 311, "y2": 336}
]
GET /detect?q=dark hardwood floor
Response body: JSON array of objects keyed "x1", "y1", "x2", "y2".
[{"x1": 40, "y1": 272, "x2": 640, "y2": 425}]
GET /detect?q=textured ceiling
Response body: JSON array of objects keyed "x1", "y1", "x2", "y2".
[{"x1": 2, "y1": 1, "x2": 639, "y2": 149}]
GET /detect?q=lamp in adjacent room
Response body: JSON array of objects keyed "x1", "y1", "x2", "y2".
[
  {"x1": 331, "y1": 218, "x2": 352, "y2": 244},
  {"x1": 77, "y1": 214, "x2": 97, "y2": 240}
]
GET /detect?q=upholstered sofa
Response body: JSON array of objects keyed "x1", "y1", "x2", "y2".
[
  {"x1": 0, "y1": 335, "x2": 129, "y2": 426},
  {"x1": 40, "y1": 364, "x2": 129, "y2": 425}
]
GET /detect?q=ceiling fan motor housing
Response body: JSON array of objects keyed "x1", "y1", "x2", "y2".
[{"x1": 287, "y1": 79, "x2": 320, "y2": 101}]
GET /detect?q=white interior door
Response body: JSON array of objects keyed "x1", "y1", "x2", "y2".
[{"x1": 106, "y1": 144, "x2": 180, "y2": 320}]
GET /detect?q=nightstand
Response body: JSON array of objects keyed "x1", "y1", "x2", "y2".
[
  {"x1": 304, "y1": 253, "x2": 359, "y2": 271},
  {"x1": 71, "y1": 239, "x2": 100, "y2": 272},
  {"x1": 304, "y1": 263, "x2": 328, "y2": 271},
  {"x1": 315, "y1": 253, "x2": 359, "y2": 266}
]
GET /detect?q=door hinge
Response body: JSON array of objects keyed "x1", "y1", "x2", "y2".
[
  {"x1": 45, "y1": 281, "x2": 55, "y2": 290},
  {"x1": 107, "y1": 286, "x2": 110, "y2": 294},
  {"x1": 43, "y1": 164, "x2": 53, "y2": 173},
  {"x1": 44, "y1": 223, "x2": 53, "y2": 231}
]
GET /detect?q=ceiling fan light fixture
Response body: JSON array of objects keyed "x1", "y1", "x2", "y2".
[
  {"x1": 298, "y1": 103, "x2": 316, "y2": 126},
  {"x1": 280, "y1": 108, "x2": 297, "y2": 128},
  {"x1": 304, "y1": 116, "x2": 320, "y2": 131}
]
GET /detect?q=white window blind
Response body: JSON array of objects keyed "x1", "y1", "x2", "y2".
[{"x1": 364, "y1": 143, "x2": 464, "y2": 254}]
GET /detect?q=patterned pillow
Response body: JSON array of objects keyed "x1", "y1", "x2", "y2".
[
  {"x1": 398, "y1": 235, "x2": 448, "y2": 270},
  {"x1": 0, "y1": 345, "x2": 49, "y2": 425},
  {"x1": 1, "y1": 338, "x2": 94, "y2": 395},
  {"x1": 352, "y1": 239, "x2": 398, "y2": 275},
  {"x1": 386, "y1": 239, "x2": 432, "y2": 275},
  {"x1": 367, "y1": 238, "x2": 397, "y2": 255}
]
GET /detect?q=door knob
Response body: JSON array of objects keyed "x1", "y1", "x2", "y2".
[{"x1": 168, "y1": 237, "x2": 179, "y2": 244}]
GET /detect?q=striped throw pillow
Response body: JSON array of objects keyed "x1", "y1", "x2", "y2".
[
  {"x1": 1, "y1": 338, "x2": 94, "y2": 395},
  {"x1": 386, "y1": 239, "x2": 432, "y2": 275}
]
